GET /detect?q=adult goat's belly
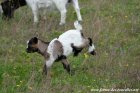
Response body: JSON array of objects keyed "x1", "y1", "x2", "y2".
[{"x1": 37, "y1": 0, "x2": 53, "y2": 8}]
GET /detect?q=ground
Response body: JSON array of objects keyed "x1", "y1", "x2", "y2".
[{"x1": 0, "y1": 0, "x2": 139, "y2": 93}]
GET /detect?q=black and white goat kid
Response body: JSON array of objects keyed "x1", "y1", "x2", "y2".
[
  {"x1": 0, "y1": 0, "x2": 82, "y2": 25},
  {"x1": 26, "y1": 21, "x2": 96, "y2": 75}
]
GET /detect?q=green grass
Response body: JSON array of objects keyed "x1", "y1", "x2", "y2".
[{"x1": 0, "y1": 0, "x2": 140, "y2": 93}]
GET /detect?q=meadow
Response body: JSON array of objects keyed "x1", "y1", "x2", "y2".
[{"x1": 0, "y1": 0, "x2": 140, "y2": 93}]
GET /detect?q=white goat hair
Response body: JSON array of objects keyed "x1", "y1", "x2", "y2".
[
  {"x1": 0, "y1": 5, "x2": 3, "y2": 14},
  {"x1": 25, "y1": 0, "x2": 82, "y2": 25}
]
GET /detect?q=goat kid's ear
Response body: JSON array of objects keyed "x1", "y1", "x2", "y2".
[{"x1": 33, "y1": 37, "x2": 38, "y2": 44}]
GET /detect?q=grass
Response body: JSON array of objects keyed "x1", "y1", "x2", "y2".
[{"x1": 0, "y1": 0, "x2": 140, "y2": 93}]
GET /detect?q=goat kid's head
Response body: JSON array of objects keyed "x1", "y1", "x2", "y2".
[{"x1": 26, "y1": 37, "x2": 39, "y2": 53}]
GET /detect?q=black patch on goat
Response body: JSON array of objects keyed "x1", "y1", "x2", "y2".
[
  {"x1": 81, "y1": 32, "x2": 84, "y2": 37},
  {"x1": 68, "y1": 0, "x2": 72, "y2": 3},
  {"x1": 87, "y1": 38, "x2": 96, "y2": 55},
  {"x1": 90, "y1": 50, "x2": 96, "y2": 55},
  {"x1": 71, "y1": 43, "x2": 83, "y2": 56},
  {"x1": 88, "y1": 38, "x2": 93, "y2": 46},
  {"x1": 26, "y1": 37, "x2": 39, "y2": 53},
  {"x1": 55, "y1": 55, "x2": 67, "y2": 62},
  {"x1": 1, "y1": 0, "x2": 26, "y2": 18}
]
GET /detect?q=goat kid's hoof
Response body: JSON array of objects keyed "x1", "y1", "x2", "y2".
[
  {"x1": 78, "y1": 20, "x2": 82, "y2": 24},
  {"x1": 43, "y1": 16, "x2": 47, "y2": 20},
  {"x1": 59, "y1": 22, "x2": 65, "y2": 26},
  {"x1": 33, "y1": 22, "x2": 39, "y2": 26},
  {"x1": 70, "y1": 70, "x2": 75, "y2": 76},
  {"x1": 42, "y1": 71, "x2": 47, "y2": 76}
]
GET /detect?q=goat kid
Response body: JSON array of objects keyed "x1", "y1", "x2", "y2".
[
  {"x1": 26, "y1": 21, "x2": 96, "y2": 75},
  {"x1": 0, "y1": 0, "x2": 82, "y2": 25}
]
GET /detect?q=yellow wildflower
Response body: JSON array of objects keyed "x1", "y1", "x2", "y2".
[
  {"x1": 126, "y1": 64, "x2": 129, "y2": 67},
  {"x1": 28, "y1": 86, "x2": 33, "y2": 90},
  {"x1": 20, "y1": 81, "x2": 23, "y2": 83},
  {"x1": 125, "y1": 15, "x2": 128, "y2": 18},
  {"x1": 16, "y1": 85, "x2": 20, "y2": 87},
  {"x1": 84, "y1": 53, "x2": 88, "y2": 58}
]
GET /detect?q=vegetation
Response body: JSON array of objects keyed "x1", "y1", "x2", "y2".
[{"x1": 0, "y1": 0, "x2": 139, "y2": 93}]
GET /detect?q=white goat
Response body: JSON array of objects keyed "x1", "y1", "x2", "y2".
[
  {"x1": 27, "y1": 21, "x2": 96, "y2": 75},
  {"x1": 26, "y1": 0, "x2": 82, "y2": 25}
]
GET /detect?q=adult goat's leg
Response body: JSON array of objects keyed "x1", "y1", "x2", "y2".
[
  {"x1": 31, "y1": 5, "x2": 38, "y2": 23},
  {"x1": 72, "y1": 0, "x2": 82, "y2": 21}
]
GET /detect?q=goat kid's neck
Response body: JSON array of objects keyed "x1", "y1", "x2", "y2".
[{"x1": 37, "y1": 40, "x2": 50, "y2": 57}]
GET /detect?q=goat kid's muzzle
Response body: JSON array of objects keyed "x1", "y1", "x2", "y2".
[{"x1": 26, "y1": 48, "x2": 33, "y2": 53}]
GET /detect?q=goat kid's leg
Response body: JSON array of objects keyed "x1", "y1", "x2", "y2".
[
  {"x1": 61, "y1": 59, "x2": 71, "y2": 74},
  {"x1": 72, "y1": 0, "x2": 82, "y2": 21},
  {"x1": 43, "y1": 64, "x2": 48, "y2": 75},
  {"x1": 43, "y1": 58, "x2": 55, "y2": 76}
]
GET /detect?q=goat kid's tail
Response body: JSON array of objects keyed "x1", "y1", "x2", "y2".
[{"x1": 74, "y1": 21, "x2": 82, "y2": 31}]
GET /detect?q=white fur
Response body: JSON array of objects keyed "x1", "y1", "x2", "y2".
[
  {"x1": 0, "y1": 5, "x2": 3, "y2": 14},
  {"x1": 88, "y1": 44, "x2": 95, "y2": 53},
  {"x1": 46, "y1": 21, "x2": 95, "y2": 68},
  {"x1": 25, "y1": 0, "x2": 82, "y2": 25},
  {"x1": 26, "y1": 40, "x2": 29, "y2": 48}
]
